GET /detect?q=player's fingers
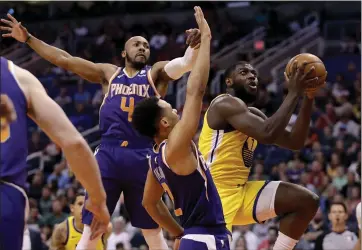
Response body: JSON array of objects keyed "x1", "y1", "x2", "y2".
[
  {"x1": 305, "y1": 77, "x2": 319, "y2": 88},
  {"x1": 1, "y1": 19, "x2": 13, "y2": 27},
  {"x1": 197, "y1": 6, "x2": 204, "y2": 19},
  {"x1": 303, "y1": 66, "x2": 315, "y2": 79},
  {"x1": 186, "y1": 33, "x2": 194, "y2": 45},
  {"x1": 7, "y1": 14, "x2": 18, "y2": 24},
  {"x1": 291, "y1": 60, "x2": 298, "y2": 76},
  {"x1": 2, "y1": 33, "x2": 12, "y2": 37},
  {"x1": 297, "y1": 61, "x2": 308, "y2": 76},
  {"x1": 0, "y1": 26, "x2": 11, "y2": 31},
  {"x1": 284, "y1": 72, "x2": 289, "y2": 82}
]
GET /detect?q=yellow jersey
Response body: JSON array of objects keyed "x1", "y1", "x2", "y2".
[
  {"x1": 65, "y1": 216, "x2": 104, "y2": 250},
  {"x1": 199, "y1": 95, "x2": 258, "y2": 186}
]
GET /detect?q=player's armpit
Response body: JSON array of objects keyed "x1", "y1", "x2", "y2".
[
  {"x1": 142, "y1": 169, "x2": 184, "y2": 237},
  {"x1": 50, "y1": 222, "x2": 67, "y2": 250}
]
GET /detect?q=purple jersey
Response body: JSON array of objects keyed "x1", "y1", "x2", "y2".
[
  {"x1": 0, "y1": 57, "x2": 28, "y2": 188},
  {"x1": 149, "y1": 140, "x2": 228, "y2": 235},
  {"x1": 99, "y1": 66, "x2": 159, "y2": 147}
]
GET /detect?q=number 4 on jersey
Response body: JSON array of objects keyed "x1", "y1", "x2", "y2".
[{"x1": 120, "y1": 97, "x2": 135, "y2": 122}]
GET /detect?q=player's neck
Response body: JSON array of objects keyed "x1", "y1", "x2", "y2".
[
  {"x1": 332, "y1": 224, "x2": 346, "y2": 233},
  {"x1": 124, "y1": 64, "x2": 140, "y2": 78},
  {"x1": 74, "y1": 218, "x2": 84, "y2": 232}
]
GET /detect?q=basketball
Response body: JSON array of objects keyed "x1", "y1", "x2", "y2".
[{"x1": 285, "y1": 53, "x2": 327, "y2": 88}]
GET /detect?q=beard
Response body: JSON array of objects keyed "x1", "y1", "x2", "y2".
[
  {"x1": 126, "y1": 54, "x2": 146, "y2": 70},
  {"x1": 233, "y1": 85, "x2": 258, "y2": 104}
]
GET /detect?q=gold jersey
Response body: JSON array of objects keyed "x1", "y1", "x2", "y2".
[
  {"x1": 198, "y1": 95, "x2": 258, "y2": 186},
  {"x1": 65, "y1": 216, "x2": 104, "y2": 250}
]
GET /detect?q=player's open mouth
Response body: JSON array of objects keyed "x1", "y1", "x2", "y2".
[{"x1": 248, "y1": 82, "x2": 257, "y2": 89}]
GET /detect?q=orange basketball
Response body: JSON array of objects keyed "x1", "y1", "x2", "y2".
[{"x1": 285, "y1": 53, "x2": 327, "y2": 88}]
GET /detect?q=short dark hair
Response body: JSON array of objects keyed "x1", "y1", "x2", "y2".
[
  {"x1": 132, "y1": 97, "x2": 162, "y2": 138},
  {"x1": 70, "y1": 191, "x2": 85, "y2": 205},
  {"x1": 329, "y1": 202, "x2": 347, "y2": 213},
  {"x1": 223, "y1": 61, "x2": 250, "y2": 81}
]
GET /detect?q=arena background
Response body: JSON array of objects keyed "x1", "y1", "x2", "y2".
[{"x1": 0, "y1": 1, "x2": 360, "y2": 250}]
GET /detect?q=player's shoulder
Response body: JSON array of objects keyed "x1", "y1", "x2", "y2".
[
  {"x1": 52, "y1": 220, "x2": 68, "y2": 239},
  {"x1": 210, "y1": 94, "x2": 248, "y2": 115}
]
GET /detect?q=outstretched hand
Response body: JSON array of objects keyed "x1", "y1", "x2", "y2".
[
  {"x1": 185, "y1": 28, "x2": 201, "y2": 49},
  {"x1": 1, "y1": 13, "x2": 28, "y2": 42},
  {"x1": 194, "y1": 6, "x2": 211, "y2": 39}
]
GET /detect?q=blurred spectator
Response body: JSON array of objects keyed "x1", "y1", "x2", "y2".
[
  {"x1": 40, "y1": 199, "x2": 68, "y2": 227},
  {"x1": 257, "y1": 226, "x2": 278, "y2": 250},
  {"x1": 74, "y1": 83, "x2": 91, "y2": 104},
  {"x1": 107, "y1": 217, "x2": 132, "y2": 250},
  {"x1": 314, "y1": 202, "x2": 358, "y2": 250},
  {"x1": 232, "y1": 225, "x2": 258, "y2": 250},
  {"x1": 54, "y1": 87, "x2": 72, "y2": 107}
]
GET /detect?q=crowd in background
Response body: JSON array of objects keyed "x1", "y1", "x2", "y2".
[{"x1": 0, "y1": 2, "x2": 360, "y2": 250}]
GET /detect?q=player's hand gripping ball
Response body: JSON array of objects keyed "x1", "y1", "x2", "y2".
[{"x1": 285, "y1": 53, "x2": 327, "y2": 99}]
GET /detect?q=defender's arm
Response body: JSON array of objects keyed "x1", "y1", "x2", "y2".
[
  {"x1": 50, "y1": 222, "x2": 67, "y2": 250},
  {"x1": 150, "y1": 46, "x2": 199, "y2": 97},
  {"x1": 142, "y1": 169, "x2": 184, "y2": 237},
  {"x1": 165, "y1": 21, "x2": 211, "y2": 166},
  {"x1": 17, "y1": 66, "x2": 107, "y2": 208},
  {"x1": 26, "y1": 35, "x2": 116, "y2": 84}
]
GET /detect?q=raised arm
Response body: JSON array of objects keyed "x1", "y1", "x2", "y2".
[
  {"x1": 1, "y1": 14, "x2": 117, "y2": 84},
  {"x1": 150, "y1": 29, "x2": 201, "y2": 97},
  {"x1": 250, "y1": 97, "x2": 315, "y2": 150},
  {"x1": 50, "y1": 222, "x2": 67, "y2": 250},
  {"x1": 165, "y1": 7, "x2": 211, "y2": 164},
  {"x1": 216, "y1": 62, "x2": 318, "y2": 145},
  {"x1": 15, "y1": 65, "x2": 110, "y2": 228},
  {"x1": 142, "y1": 169, "x2": 184, "y2": 238}
]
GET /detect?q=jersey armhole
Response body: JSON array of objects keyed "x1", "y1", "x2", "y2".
[
  {"x1": 147, "y1": 69, "x2": 161, "y2": 98},
  {"x1": 64, "y1": 220, "x2": 70, "y2": 245}
]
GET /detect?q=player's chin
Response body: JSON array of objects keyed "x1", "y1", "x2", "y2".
[{"x1": 134, "y1": 56, "x2": 147, "y2": 63}]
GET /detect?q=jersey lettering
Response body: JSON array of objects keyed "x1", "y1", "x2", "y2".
[{"x1": 120, "y1": 97, "x2": 135, "y2": 122}]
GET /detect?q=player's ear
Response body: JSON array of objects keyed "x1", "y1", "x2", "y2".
[
  {"x1": 160, "y1": 117, "x2": 170, "y2": 129},
  {"x1": 225, "y1": 77, "x2": 233, "y2": 87},
  {"x1": 121, "y1": 50, "x2": 126, "y2": 58},
  {"x1": 70, "y1": 204, "x2": 74, "y2": 214}
]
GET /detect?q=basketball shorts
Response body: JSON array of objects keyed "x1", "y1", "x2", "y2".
[
  {"x1": 82, "y1": 140, "x2": 158, "y2": 229},
  {"x1": 215, "y1": 180, "x2": 281, "y2": 232},
  {"x1": 180, "y1": 234, "x2": 230, "y2": 250},
  {"x1": 0, "y1": 181, "x2": 29, "y2": 250}
]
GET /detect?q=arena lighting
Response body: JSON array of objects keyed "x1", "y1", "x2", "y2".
[{"x1": 254, "y1": 40, "x2": 265, "y2": 50}]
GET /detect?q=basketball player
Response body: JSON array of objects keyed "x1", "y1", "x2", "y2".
[
  {"x1": 131, "y1": 7, "x2": 229, "y2": 250},
  {"x1": 198, "y1": 61, "x2": 321, "y2": 250},
  {"x1": 1, "y1": 12, "x2": 201, "y2": 249},
  {"x1": 0, "y1": 57, "x2": 109, "y2": 250},
  {"x1": 50, "y1": 191, "x2": 111, "y2": 250}
]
